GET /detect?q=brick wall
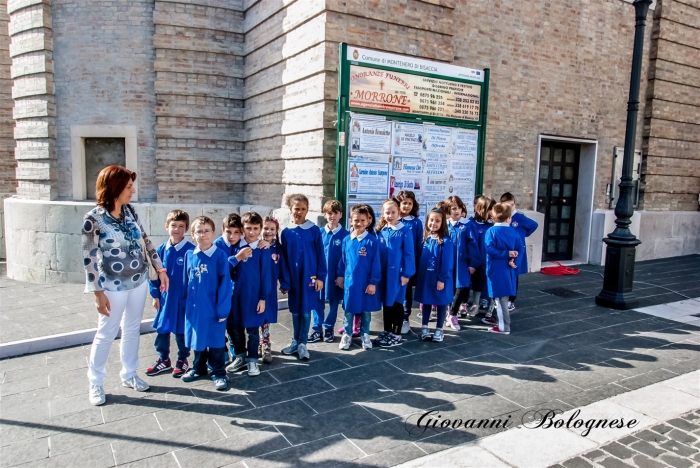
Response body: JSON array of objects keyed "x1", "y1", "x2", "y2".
[
  {"x1": 641, "y1": 0, "x2": 700, "y2": 211},
  {"x1": 153, "y1": 0, "x2": 245, "y2": 204},
  {"x1": 51, "y1": 0, "x2": 157, "y2": 200},
  {"x1": 0, "y1": 1, "x2": 14, "y2": 193}
]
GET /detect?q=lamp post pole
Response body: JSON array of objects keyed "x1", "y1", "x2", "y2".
[{"x1": 595, "y1": 0, "x2": 652, "y2": 310}]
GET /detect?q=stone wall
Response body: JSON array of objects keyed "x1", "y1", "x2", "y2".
[
  {"x1": 641, "y1": 0, "x2": 700, "y2": 211},
  {"x1": 52, "y1": 0, "x2": 157, "y2": 200},
  {"x1": 0, "y1": 0, "x2": 15, "y2": 193},
  {"x1": 7, "y1": 0, "x2": 57, "y2": 200},
  {"x1": 153, "y1": 0, "x2": 245, "y2": 204}
]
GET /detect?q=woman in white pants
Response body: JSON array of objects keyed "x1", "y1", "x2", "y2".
[{"x1": 82, "y1": 165, "x2": 169, "y2": 406}]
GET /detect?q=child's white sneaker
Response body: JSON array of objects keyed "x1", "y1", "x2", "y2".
[
  {"x1": 448, "y1": 315, "x2": 461, "y2": 331},
  {"x1": 401, "y1": 320, "x2": 411, "y2": 334},
  {"x1": 468, "y1": 304, "x2": 479, "y2": 317},
  {"x1": 339, "y1": 334, "x2": 352, "y2": 350},
  {"x1": 361, "y1": 333, "x2": 373, "y2": 349},
  {"x1": 248, "y1": 361, "x2": 260, "y2": 376}
]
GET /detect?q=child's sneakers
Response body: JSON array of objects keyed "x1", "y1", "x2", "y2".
[
  {"x1": 226, "y1": 356, "x2": 247, "y2": 373},
  {"x1": 508, "y1": 301, "x2": 516, "y2": 312},
  {"x1": 361, "y1": 334, "x2": 373, "y2": 349},
  {"x1": 432, "y1": 329, "x2": 444, "y2": 342},
  {"x1": 482, "y1": 316, "x2": 497, "y2": 326},
  {"x1": 339, "y1": 334, "x2": 352, "y2": 350},
  {"x1": 214, "y1": 376, "x2": 228, "y2": 391},
  {"x1": 181, "y1": 369, "x2": 205, "y2": 383},
  {"x1": 281, "y1": 339, "x2": 298, "y2": 355},
  {"x1": 297, "y1": 343, "x2": 310, "y2": 360},
  {"x1": 459, "y1": 304, "x2": 468, "y2": 318},
  {"x1": 447, "y1": 315, "x2": 461, "y2": 331},
  {"x1": 489, "y1": 326, "x2": 510, "y2": 335},
  {"x1": 261, "y1": 343, "x2": 272, "y2": 364},
  {"x1": 468, "y1": 304, "x2": 479, "y2": 317},
  {"x1": 146, "y1": 358, "x2": 172, "y2": 376},
  {"x1": 420, "y1": 328, "x2": 432, "y2": 341},
  {"x1": 308, "y1": 331, "x2": 322, "y2": 343},
  {"x1": 323, "y1": 329, "x2": 334, "y2": 343},
  {"x1": 479, "y1": 299, "x2": 488, "y2": 309},
  {"x1": 248, "y1": 361, "x2": 260, "y2": 376},
  {"x1": 172, "y1": 359, "x2": 189, "y2": 378},
  {"x1": 401, "y1": 320, "x2": 411, "y2": 334}
]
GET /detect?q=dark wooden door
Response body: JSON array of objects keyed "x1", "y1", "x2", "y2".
[{"x1": 536, "y1": 143, "x2": 580, "y2": 261}]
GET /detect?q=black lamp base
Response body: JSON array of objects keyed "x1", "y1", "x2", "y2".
[{"x1": 595, "y1": 241, "x2": 640, "y2": 310}]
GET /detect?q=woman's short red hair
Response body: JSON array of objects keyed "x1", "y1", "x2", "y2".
[{"x1": 96, "y1": 165, "x2": 136, "y2": 212}]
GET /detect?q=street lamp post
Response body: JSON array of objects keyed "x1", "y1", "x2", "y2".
[{"x1": 595, "y1": 0, "x2": 652, "y2": 310}]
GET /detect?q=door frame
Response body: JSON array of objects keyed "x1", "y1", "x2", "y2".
[{"x1": 533, "y1": 134, "x2": 598, "y2": 264}]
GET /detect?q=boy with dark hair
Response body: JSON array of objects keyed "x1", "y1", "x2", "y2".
[
  {"x1": 147, "y1": 210, "x2": 195, "y2": 378},
  {"x1": 310, "y1": 199, "x2": 349, "y2": 343},
  {"x1": 500, "y1": 192, "x2": 538, "y2": 310},
  {"x1": 214, "y1": 213, "x2": 243, "y2": 256},
  {"x1": 226, "y1": 212, "x2": 271, "y2": 377}
]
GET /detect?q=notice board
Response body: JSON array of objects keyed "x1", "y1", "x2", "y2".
[{"x1": 336, "y1": 44, "x2": 490, "y2": 223}]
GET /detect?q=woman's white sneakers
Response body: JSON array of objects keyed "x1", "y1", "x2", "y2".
[
  {"x1": 89, "y1": 384, "x2": 106, "y2": 406},
  {"x1": 339, "y1": 334, "x2": 352, "y2": 350},
  {"x1": 122, "y1": 374, "x2": 150, "y2": 392}
]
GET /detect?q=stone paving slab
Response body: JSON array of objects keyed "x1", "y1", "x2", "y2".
[{"x1": 0, "y1": 255, "x2": 698, "y2": 467}]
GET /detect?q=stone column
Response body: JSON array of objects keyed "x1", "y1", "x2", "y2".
[{"x1": 7, "y1": 0, "x2": 56, "y2": 200}]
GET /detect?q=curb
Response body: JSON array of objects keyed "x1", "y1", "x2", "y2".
[{"x1": 0, "y1": 299, "x2": 289, "y2": 359}]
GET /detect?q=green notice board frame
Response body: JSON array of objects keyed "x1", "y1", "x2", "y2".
[{"x1": 335, "y1": 43, "x2": 490, "y2": 223}]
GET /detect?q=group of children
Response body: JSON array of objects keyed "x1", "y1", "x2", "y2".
[{"x1": 144, "y1": 190, "x2": 537, "y2": 391}]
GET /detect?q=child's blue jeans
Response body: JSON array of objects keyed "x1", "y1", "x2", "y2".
[
  {"x1": 232, "y1": 326, "x2": 260, "y2": 363},
  {"x1": 154, "y1": 332, "x2": 189, "y2": 361},
  {"x1": 193, "y1": 347, "x2": 226, "y2": 378},
  {"x1": 343, "y1": 311, "x2": 370, "y2": 337},
  {"x1": 311, "y1": 299, "x2": 341, "y2": 333},
  {"x1": 292, "y1": 313, "x2": 311, "y2": 345}
]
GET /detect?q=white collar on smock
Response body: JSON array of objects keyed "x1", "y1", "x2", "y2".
[
  {"x1": 351, "y1": 230, "x2": 369, "y2": 241},
  {"x1": 448, "y1": 217, "x2": 469, "y2": 226},
  {"x1": 429, "y1": 233, "x2": 440, "y2": 240},
  {"x1": 239, "y1": 238, "x2": 259, "y2": 249},
  {"x1": 293, "y1": 220, "x2": 315, "y2": 230},
  {"x1": 387, "y1": 222, "x2": 405, "y2": 231},
  {"x1": 494, "y1": 222, "x2": 510, "y2": 227},
  {"x1": 220, "y1": 235, "x2": 231, "y2": 247},
  {"x1": 166, "y1": 238, "x2": 189, "y2": 251},
  {"x1": 193, "y1": 245, "x2": 217, "y2": 256},
  {"x1": 325, "y1": 224, "x2": 342, "y2": 235},
  {"x1": 401, "y1": 215, "x2": 415, "y2": 221}
]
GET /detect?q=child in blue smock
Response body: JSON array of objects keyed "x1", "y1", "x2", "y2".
[
  {"x1": 310, "y1": 200, "x2": 349, "y2": 344},
  {"x1": 376, "y1": 198, "x2": 415, "y2": 347},
  {"x1": 415, "y1": 208, "x2": 454, "y2": 342},
  {"x1": 147, "y1": 210, "x2": 195, "y2": 378},
  {"x1": 226, "y1": 212, "x2": 271, "y2": 377},
  {"x1": 465, "y1": 196, "x2": 494, "y2": 317},
  {"x1": 396, "y1": 190, "x2": 423, "y2": 334},
  {"x1": 337, "y1": 204, "x2": 382, "y2": 351},
  {"x1": 445, "y1": 196, "x2": 480, "y2": 330},
  {"x1": 500, "y1": 192, "x2": 538, "y2": 311},
  {"x1": 214, "y1": 213, "x2": 241, "y2": 257},
  {"x1": 181, "y1": 216, "x2": 233, "y2": 391},
  {"x1": 485, "y1": 203, "x2": 525, "y2": 335},
  {"x1": 259, "y1": 216, "x2": 281, "y2": 364},
  {"x1": 279, "y1": 194, "x2": 327, "y2": 361}
]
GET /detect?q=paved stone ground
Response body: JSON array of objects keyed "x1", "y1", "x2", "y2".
[
  {"x1": 554, "y1": 410, "x2": 700, "y2": 468},
  {"x1": 0, "y1": 255, "x2": 698, "y2": 467},
  {"x1": 0, "y1": 263, "x2": 154, "y2": 344}
]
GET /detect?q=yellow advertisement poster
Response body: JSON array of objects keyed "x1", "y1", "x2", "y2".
[{"x1": 349, "y1": 65, "x2": 481, "y2": 121}]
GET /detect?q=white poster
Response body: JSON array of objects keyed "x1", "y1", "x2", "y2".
[
  {"x1": 392, "y1": 122, "x2": 423, "y2": 156},
  {"x1": 348, "y1": 159, "x2": 390, "y2": 196},
  {"x1": 423, "y1": 126, "x2": 452, "y2": 153},
  {"x1": 350, "y1": 119, "x2": 392, "y2": 154},
  {"x1": 452, "y1": 128, "x2": 478, "y2": 160},
  {"x1": 448, "y1": 159, "x2": 476, "y2": 182}
]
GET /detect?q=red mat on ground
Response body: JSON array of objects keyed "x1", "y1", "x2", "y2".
[{"x1": 540, "y1": 262, "x2": 580, "y2": 276}]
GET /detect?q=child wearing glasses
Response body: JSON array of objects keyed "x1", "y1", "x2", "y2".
[{"x1": 180, "y1": 216, "x2": 233, "y2": 391}]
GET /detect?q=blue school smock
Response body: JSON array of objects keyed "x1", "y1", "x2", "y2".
[
  {"x1": 149, "y1": 239, "x2": 195, "y2": 335},
  {"x1": 279, "y1": 220, "x2": 328, "y2": 315},
  {"x1": 510, "y1": 211, "x2": 538, "y2": 276},
  {"x1": 230, "y1": 239, "x2": 271, "y2": 329},
  {"x1": 264, "y1": 241, "x2": 281, "y2": 324},
  {"x1": 184, "y1": 245, "x2": 232, "y2": 351},
  {"x1": 448, "y1": 218, "x2": 480, "y2": 289},
  {"x1": 485, "y1": 224, "x2": 525, "y2": 298},
  {"x1": 401, "y1": 215, "x2": 423, "y2": 276},
  {"x1": 320, "y1": 225, "x2": 349, "y2": 303},
  {"x1": 336, "y1": 231, "x2": 382, "y2": 314},
  {"x1": 213, "y1": 235, "x2": 232, "y2": 257},
  {"x1": 464, "y1": 217, "x2": 491, "y2": 268},
  {"x1": 414, "y1": 235, "x2": 454, "y2": 306},
  {"x1": 378, "y1": 222, "x2": 416, "y2": 306}
]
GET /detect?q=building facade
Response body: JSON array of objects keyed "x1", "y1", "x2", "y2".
[{"x1": 1, "y1": 0, "x2": 698, "y2": 283}]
